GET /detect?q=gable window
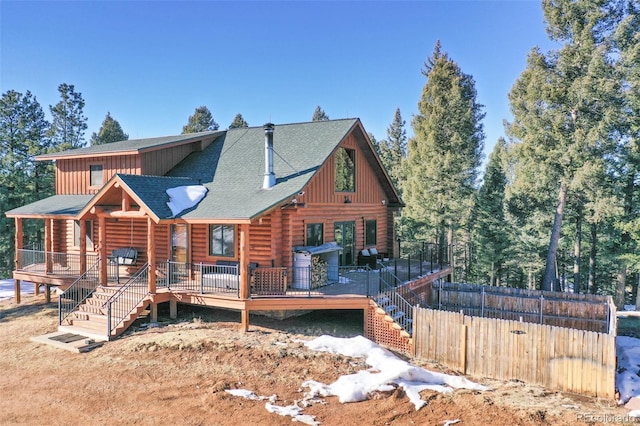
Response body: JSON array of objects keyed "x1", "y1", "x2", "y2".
[
  {"x1": 335, "y1": 147, "x2": 355, "y2": 192},
  {"x1": 209, "y1": 224, "x2": 235, "y2": 257},
  {"x1": 73, "y1": 220, "x2": 93, "y2": 249},
  {"x1": 306, "y1": 223, "x2": 324, "y2": 246},
  {"x1": 90, "y1": 164, "x2": 104, "y2": 187},
  {"x1": 365, "y1": 219, "x2": 377, "y2": 246}
]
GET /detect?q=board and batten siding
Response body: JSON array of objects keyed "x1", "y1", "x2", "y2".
[
  {"x1": 304, "y1": 133, "x2": 387, "y2": 205},
  {"x1": 55, "y1": 155, "x2": 142, "y2": 195},
  {"x1": 54, "y1": 142, "x2": 204, "y2": 195}
]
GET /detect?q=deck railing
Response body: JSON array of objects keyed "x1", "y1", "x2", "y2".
[
  {"x1": 105, "y1": 264, "x2": 150, "y2": 337},
  {"x1": 253, "y1": 265, "x2": 376, "y2": 297},
  {"x1": 58, "y1": 259, "x2": 101, "y2": 325},
  {"x1": 156, "y1": 261, "x2": 240, "y2": 297},
  {"x1": 17, "y1": 249, "x2": 98, "y2": 276}
]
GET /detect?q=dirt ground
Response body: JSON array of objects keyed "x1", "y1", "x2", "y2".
[{"x1": 0, "y1": 295, "x2": 630, "y2": 426}]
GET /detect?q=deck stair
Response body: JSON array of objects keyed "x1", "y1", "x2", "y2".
[
  {"x1": 59, "y1": 263, "x2": 151, "y2": 341},
  {"x1": 372, "y1": 269, "x2": 430, "y2": 337}
]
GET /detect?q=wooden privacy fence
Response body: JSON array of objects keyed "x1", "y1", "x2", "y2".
[
  {"x1": 411, "y1": 281, "x2": 616, "y2": 334},
  {"x1": 413, "y1": 307, "x2": 616, "y2": 398}
]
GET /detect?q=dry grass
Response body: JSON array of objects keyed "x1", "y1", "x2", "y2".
[{"x1": 0, "y1": 295, "x2": 627, "y2": 425}]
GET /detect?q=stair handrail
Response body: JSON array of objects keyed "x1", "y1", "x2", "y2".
[
  {"x1": 104, "y1": 263, "x2": 150, "y2": 338},
  {"x1": 59, "y1": 258, "x2": 102, "y2": 325},
  {"x1": 374, "y1": 267, "x2": 430, "y2": 336}
]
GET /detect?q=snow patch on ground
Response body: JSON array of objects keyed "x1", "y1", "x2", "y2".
[
  {"x1": 0, "y1": 279, "x2": 40, "y2": 301},
  {"x1": 617, "y1": 336, "x2": 640, "y2": 416},
  {"x1": 166, "y1": 185, "x2": 207, "y2": 217},
  {"x1": 226, "y1": 335, "x2": 488, "y2": 424},
  {"x1": 303, "y1": 335, "x2": 488, "y2": 411}
]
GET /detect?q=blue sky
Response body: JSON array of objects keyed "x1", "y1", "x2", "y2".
[{"x1": 1, "y1": 1, "x2": 556, "y2": 162}]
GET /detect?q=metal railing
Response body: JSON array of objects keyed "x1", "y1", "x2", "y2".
[
  {"x1": 370, "y1": 264, "x2": 433, "y2": 336},
  {"x1": 156, "y1": 261, "x2": 240, "y2": 297},
  {"x1": 252, "y1": 265, "x2": 377, "y2": 297},
  {"x1": 105, "y1": 263, "x2": 150, "y2": 337},
  {"x1": 17, "y1": 249, "x2": 98, "y2": 276},
  {"x1": 58, "y1": 259, "x2": 101, "y2": 325}
]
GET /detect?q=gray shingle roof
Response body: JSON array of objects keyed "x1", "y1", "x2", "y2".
[
  {"x1": 36, "y1": 131, "x2": 223, "y2": 159},
  {"x1": 117, "y1": 174, "x2": 202, "y2": 220},
  {"x1": 5, "y1": 195, "x2": 93, "y2": 218},
  {"x1": 166, "y1": 119, "x2": 359, "y2": 220}
]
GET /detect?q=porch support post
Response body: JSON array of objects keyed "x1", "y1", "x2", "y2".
[
  {"x1": 239, "y1": 224, "x2": 249, "y2": 300},
  {"x1": 241, "y1": 309, "x2": 249, "y2": 332},
  {"x1": 170, "y1": 299, "x2": 177, "y2": 319},
  {"x1": 45, "y1": 285, "x2": 51, "y2": 303},
  {"x1": 34, "y1": 282, "x2": 40, "y2": 296},
  {"x1": 45, "y1": 219, "x2": 52, "y2": 273},
  {"x1": 99, "y1": 215, "x2": 107, "y2": 285},
  {"x1": 79, "y1": 220, "x2": 87, "y2": 274},
  {"x1": 150, "y1": 303, "x2": 158, "y2": 323},
  {"x1": 239, "y1": 224, "x2": 250, "y2": 332},
  {"x1": 14, "y1": 218, "x2": 22, "y2": 271},
  {"x1": 147, "y1": 218, "x2": 156, "y2": 294},
  {"x1": 14, "y1": 279, "x2": 20, "y2": 304}
]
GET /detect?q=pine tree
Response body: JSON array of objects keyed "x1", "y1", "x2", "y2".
[
  {"x1": 376, "y1": 108, "x2": 407, "y2": 192},
  {"x1": 472, "y1": 139, "x2": 510, "y2": 286},
  {"x1": 48, "y1": 83, "x2": 87, "y2": 151},
  {"x1": 312, "y1": 106, "x2": 329, "y2": 122},
  {"x1": 0, "y1": 90, "x2": 51, "y2": 277},
  {"x1": 182, "y1": 106, "x2": 219, "y2": 133},
  {"x1": 89, "y1": 112, "x2": 128, "y2": 145},
  {"x1": 507, "y1": 0, "x2": 624, "y2": 291},
  {"x1": 228, "y1": 113, "x2": 248, "y2": 129},
  {"x1": 402, "y1": 41, "x2": 484, "y2": 254}
]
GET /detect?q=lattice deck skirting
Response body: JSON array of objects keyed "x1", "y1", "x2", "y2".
[{"x1": 364, "y1": 301, "x2": 413, "y2": 355}]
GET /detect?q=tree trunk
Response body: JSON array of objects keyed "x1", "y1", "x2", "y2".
[
  {"x1": 447, "y1": 227, "x2": 454, "y2": 283},
  {"x1": 574, "y1": 211, "x2": 582, "y2": 294},
  {"x1": 589, "y1": 222, "x2": 597, "y2": 294},
  {"x1": 490, "y1": 261, "x2": 495, "y2": 286},
  {"x1": 617, "y1": 266, "x2": 627, "y2": 309},
  {"x1": 635, "y1": 274, "x2": 640, "y2": 311},
  {"x1": 543, "y1": 181, "x2": 568, "y2": 291}
]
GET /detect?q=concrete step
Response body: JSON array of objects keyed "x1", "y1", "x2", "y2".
[{"x1": 58, "y1": 325, "x2": 109, "y2": 342}]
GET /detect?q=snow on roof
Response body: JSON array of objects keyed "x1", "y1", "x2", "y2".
[{"x1": 166, "y1": 185, "x2": 208, "y2": 217}]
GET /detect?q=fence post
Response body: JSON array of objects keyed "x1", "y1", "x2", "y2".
[
  {"x1": 539, "y1": 295, "x2": 544, "y2": 324},
  {"x1": 460, "y1": 322, "x2": 467, "y2": 374},
  {"x1": 481, "y1": 287, "x2": 485, "y2": 317}
]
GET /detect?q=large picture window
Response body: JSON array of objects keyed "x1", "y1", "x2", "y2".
[
  {"x1": 306, "y1": 223, "x2": 324, "y2": 246},
  {"x1": 335, "y1": 147, "x2": 355, "y2": 192},
  {"x1": 209, "y1": 224, "x2": 235, "y2": 257},
  {"x1": 90, "y1": 164, "x2": 103, "y2": 187},
  {"x1": 365, "y1": 219, "x2": 377, "y2": 246}
]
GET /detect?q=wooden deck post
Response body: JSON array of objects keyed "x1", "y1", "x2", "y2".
[
  {"x1": 14, "y1": 279, "x2": 20, "y2": 304},
  {"x1": 79, "y1": 220, "x2": 87, "y2": 274},
  {"x1": 241, "y1": 309, "x2": 249, "y2": 332},
  {"x1": 147, "y1": 218, "x2": 156, "y2": 294},
  {"x1": 98, "y1": 215, "x2": 107, "y2": 285},
  {"x1": 14, "y1": 218, "x2": 22, "y2": 272},
  {"x1": 170, "y1": 299, "x2": 177, "y2": 319},
  {"x1": 45, "y1": 285, "x2": 51, "y2": 303},
  {"x1": 150, "y1": 303, "x2": 158, "y2": 323},
  {"x1": 239, "y1": 224, "x2": 249, "y2": 300},
  {"x1": 45, "y1": 219, "x2": 52, "y2": 274}
]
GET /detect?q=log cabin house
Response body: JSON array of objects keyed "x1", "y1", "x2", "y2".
[{"x1": 7, "y1": 118, "x2": 451, "y2": 342}]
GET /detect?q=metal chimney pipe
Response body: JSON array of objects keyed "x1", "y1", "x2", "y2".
[{"x1": 262, "y1": 123, "x2": 276, "y2": 189}]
